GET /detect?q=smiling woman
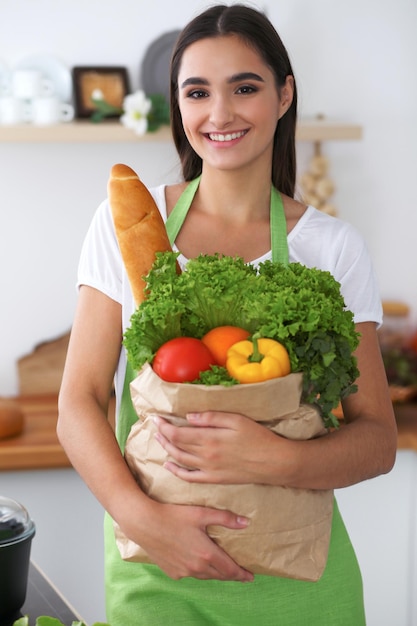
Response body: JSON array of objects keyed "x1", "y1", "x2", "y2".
[
  {"x1": 171, "y1": 15, "x2": 297, "y2": 196},
  {"x1": 173, "y1": 34, "x2": 294, "y2": 192},
  {"x1": 56, "y1": 4, "x2": 396, "y2": 626}
]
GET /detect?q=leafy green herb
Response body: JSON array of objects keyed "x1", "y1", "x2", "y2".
[
  {"x1": 193, "y1": 365, "x2": 239, "y2": 386},
  {"x1": 124, "y1": 251, "x2": 360, "y2": 428}
]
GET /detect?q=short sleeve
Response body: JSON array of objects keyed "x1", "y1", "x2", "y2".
[
  {"x1": 332, "y1": 224, "x2": 383, "y2": 326},
  {"x1": 77, "y1": 199, "x2": 123, "y2": 304}
]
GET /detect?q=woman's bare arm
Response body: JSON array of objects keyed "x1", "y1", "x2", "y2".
[{"x1": 57, "y1": 285, "x2": 253, "y2": 582}]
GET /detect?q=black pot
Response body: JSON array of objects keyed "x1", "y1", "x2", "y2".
[{"x1": 0, "y1": 496, "x2": 36, "y2": 625}]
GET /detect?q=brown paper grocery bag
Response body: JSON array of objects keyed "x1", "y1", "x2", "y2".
[{"x1": 114, "y1": 364, "x2": 334, "y2": 581}]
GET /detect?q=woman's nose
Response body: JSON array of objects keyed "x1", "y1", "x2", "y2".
[{"x1": 209, "y1": 95, "x2": 234, "y2": 128}]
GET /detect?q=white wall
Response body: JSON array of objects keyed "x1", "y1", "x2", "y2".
[{"x1": 1, "y1": 0, "x2": 416, "y2": 395}]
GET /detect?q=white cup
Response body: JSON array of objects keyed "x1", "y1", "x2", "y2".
[
  {"x1": 29, "y1": 96, "x2": 74, "y2": 125},
  {"x1": 0, "y1": 96, "x2": 31, "y2": 125},
  {"x1": 12, "y1": 69, "x2": 55, "y2": 99}
]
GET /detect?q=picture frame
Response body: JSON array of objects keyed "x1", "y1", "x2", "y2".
[{"x1": 72, "y1": 66, "x2": 130, "y2": 118}]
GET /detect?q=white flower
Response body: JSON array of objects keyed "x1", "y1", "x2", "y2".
[
  {"x1": 120, "y1": 90, "x2": 152, "y2": 135},
  {"x1": 91, "y1": 88, "x2": 104, "y2": 101}
]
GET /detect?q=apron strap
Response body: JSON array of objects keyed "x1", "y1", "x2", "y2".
[
  {"x1": 270, "y1": 186, "x2": 289, "y2": 265},
  {"x1": 116, "y1": 359, "x2": 139, "y2": 452},
  {"x1": 166, "y1": 177, "x2": 289, "y2": 265},
  {"x1": 166, "y1": 176, "x2": 201, "y2": 246}
]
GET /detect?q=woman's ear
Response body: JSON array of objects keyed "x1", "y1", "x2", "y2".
[{"x1": 278, "y1": 75, "x2": 294, "y2": 119}]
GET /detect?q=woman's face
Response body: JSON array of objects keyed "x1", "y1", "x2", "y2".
[{"x1": 177, "y1": 35, "x2": 292, "y2": 174}]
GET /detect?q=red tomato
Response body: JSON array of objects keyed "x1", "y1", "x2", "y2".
[{"x1": 152, "y1": 337, "x2": 215, "y2": 383}]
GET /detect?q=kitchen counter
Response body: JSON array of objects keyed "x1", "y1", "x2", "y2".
[{"x1": 1, "y1": 561, "x2": 81, "y2": 626}]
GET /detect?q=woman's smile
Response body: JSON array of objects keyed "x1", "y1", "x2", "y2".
[{"x1": 206, "y1": 129, "x2": 249, "y2": 143}]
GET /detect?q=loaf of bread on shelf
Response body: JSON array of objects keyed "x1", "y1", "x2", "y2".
[
  {"x1": 0, "y1": 399, "x2": 24, "y2": 440},
  {"x1": 108, "y1": 163, "x2": 174, "y2": 305}
]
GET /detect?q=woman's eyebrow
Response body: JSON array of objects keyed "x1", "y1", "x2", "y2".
[
  {"x1": 180, "y1": 72, "x2": 265, "y2": 89},
  {"x1": 180, "y1": 77, "x2": 209, "y2": 89},
  {"x1": 228, "y1": 72, "x2": 265, "y2": 84}
]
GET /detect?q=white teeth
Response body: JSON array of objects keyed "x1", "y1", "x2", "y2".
[{"x1": 208, "y1": 131, "x2": 246, "y2": 142}]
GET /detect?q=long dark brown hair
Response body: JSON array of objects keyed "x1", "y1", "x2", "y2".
[{"x1": 170, "y1": 4, "x2": 298, "y2": 197}]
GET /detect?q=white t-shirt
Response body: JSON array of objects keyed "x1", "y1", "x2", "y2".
[{"x1": 77, "y1": 185, "x2": 382, "y2": 407}]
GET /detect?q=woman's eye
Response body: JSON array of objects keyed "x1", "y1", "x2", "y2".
[
  {"x1": 187, "y1": 89, "x2": 209, "y2": 99},
  {"x1": 236, "y1": 85, "x2": 257, "y2": 95}
]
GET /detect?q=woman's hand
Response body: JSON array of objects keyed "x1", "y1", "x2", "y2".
[
  {"x1": 153, "y1": 411, "x2": 285, "y2": 485},
  {"x1": 119, "y1": 498, "x2": 254, "y2": 582}
]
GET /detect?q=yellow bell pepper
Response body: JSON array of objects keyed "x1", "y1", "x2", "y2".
[{"x1": 226, "y1": 336, "x2": 291, "y2": 384}]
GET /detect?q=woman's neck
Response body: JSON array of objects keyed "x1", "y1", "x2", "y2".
[{"x1": 197, "y1": 167, "x2": 272, "y2": 224}]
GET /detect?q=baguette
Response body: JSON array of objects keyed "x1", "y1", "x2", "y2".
[{"x1": 108, "y1": 164, "x2": 174, "y2": 305}]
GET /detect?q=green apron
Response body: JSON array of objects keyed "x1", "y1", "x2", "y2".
[{"x1": 104, "y1": 181, "x2": 366, "y2": 625}]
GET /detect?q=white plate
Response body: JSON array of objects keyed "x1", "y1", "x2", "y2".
[
  {"x1": 14, "y1": 54, "x2": 73, "y2": 102},
  {"x1": 140, "y1": 30, "x2": 181, "y2": 101}
]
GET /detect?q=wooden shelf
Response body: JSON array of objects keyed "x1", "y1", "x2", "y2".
[
  {"x1": 0, "y1": 121, "x2": 173, "y2": 143},
  {"x1": 296, "y1": 119, "x2": 362, "y2": 142},
  {"x1": 0, "y1": 118, "x2": 362, "y2": 144}
]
